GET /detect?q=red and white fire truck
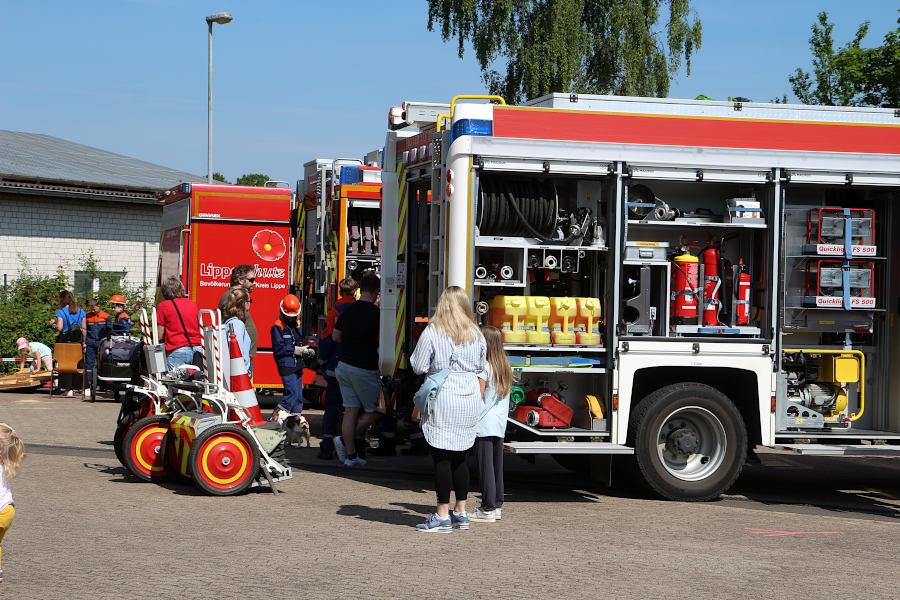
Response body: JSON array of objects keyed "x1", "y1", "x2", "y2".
[
  {"x1": 158, "y1": 182, "x2": 294, "y2": 390},
  {"x1": 379, "y1": 94, "x2": 900, "y2": 500},
  {"x1": 295, "y1": 159, "x2": 382, "y2": 338}
]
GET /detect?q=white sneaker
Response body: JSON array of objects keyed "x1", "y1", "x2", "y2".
[
  {"x1": 333, "y1": 436, "x2": 348, "y2": 462},
  {"x1": 343, "y1": 457, "x2": 366, "y2": 467},
  {"x1": 495, "y1": 507, "x2": 502, "y2": 520},
  {"x1": 66, "y1": 390, "x2": 74, "y2": 398},
  {"x1": 469, "y1": 508, "x2": 496, "y2": 523},
  {"x1": 84, "y1": 388, "x2": 91, "y2": 399}
]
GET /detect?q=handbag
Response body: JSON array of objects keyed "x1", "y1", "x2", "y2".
[
  {"x1": 170, "y1": 299, "x2": 204, "y2": 371},
  {"x1": 412, "y1": 348, "x2": 458, "y2": 421}
]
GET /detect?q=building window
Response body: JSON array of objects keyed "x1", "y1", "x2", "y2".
[{"x1": 74, "y1": 271, "x2": 124, "y2": 301}]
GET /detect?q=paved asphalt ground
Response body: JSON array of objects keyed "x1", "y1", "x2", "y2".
[{"x1": 1, "y1": 390, "x2": 899, "y2": 599}]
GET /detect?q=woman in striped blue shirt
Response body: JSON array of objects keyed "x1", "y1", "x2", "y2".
[{"x1": 410, "y1": 286, "x2": 486, "y2": 533}]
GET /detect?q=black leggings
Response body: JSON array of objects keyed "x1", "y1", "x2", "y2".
[{"x1": 430, "y1": 446, "x2": 469, "y2": 504}]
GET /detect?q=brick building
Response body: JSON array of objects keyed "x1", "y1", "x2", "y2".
[{"x1": 0, "y1": 130, "x2": 204, "y2": 295}]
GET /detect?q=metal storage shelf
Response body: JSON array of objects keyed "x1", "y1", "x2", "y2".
[
  {"x1": 784, "y1": 255, "x2": 886, "y2": 261},
  {"x1": 627, "y1": 220, "x2": 767, "y2": 229},
  {"x1": 474, "y1": 279, "x2": 526, "y2": 288},
  {"x1": 784, "y1": 306, "x2": 885, "y2": 312},
  {"x1": 507, "y1": 419, "x2": 610, "y2": 438},
  {"x1": 475, "y1": 236, "x2": 607, "y2": 251},
  {"x1": 504, "y1": 344, "x2": 606, "y2": 353},
  {"x1": 512, "y1": 366, "x2": 606, "y2": 374}
]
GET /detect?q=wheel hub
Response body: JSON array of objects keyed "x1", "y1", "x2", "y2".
[
  {"x1": 666, "y1": 428, "x2": 700, "y2": 456},
  {"x1": 656, "y1": 406, "x2": 728, "y2": 482},
  {"x1": 221, "y1": 456, "x2": 231, "y2": 466}
]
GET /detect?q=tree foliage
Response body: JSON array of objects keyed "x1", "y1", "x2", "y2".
[
  {"x1": 212, "y1": 172, "x2": 228, "y2": 183},
  {"x1": 426, "y1": 0, "x2": 702, "y2": 103},
  {"x1": 789, "y1": 12, "x2": 899, "y2": 107},
  {"x1": 236, "y1": 173, "x2": 270, "y2": 187}
]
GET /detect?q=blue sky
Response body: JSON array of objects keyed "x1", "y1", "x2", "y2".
[{"x1": 2, "y1": 1, "x2": 896, "y2": 184}]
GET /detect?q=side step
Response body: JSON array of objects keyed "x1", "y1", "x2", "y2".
[
  {"x1": 505, "y1": 441, "x2": 633, "y2": 455},
  {"x1": 775, "y1": 444, "x2": 900, "y2": 457}
]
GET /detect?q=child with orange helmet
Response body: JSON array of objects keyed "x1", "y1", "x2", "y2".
[
  {"x1": 271, "y1": 294, "x2": 310, "y2": 426},
  {"x1": 108, "y1": 294, "x2": 131, "y2": 336}
]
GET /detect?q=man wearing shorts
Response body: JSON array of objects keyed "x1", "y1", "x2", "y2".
[{"x1": 332, "y1": 271, "x2": 381, "y2": 467}]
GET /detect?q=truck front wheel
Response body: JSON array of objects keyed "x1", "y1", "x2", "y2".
[{"x1": 630, "y1": 382, "x2": 746, "y2": 501}]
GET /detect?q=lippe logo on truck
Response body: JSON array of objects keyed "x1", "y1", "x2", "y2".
[{"x1": 252, "y1": 229, "x2": 287, "y2": 262}]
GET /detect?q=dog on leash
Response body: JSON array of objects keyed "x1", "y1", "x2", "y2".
[{"x1": 285, "y1": 415, "x2": 311, "y2": 448}]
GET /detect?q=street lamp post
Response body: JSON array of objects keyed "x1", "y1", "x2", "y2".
[{"x1": 206, "y1": 12, "x2": 233, "y2": 183}]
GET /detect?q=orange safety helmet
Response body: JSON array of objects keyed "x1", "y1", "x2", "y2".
[
  {"x1": 280, "y1": 294, "x2": 301, "y2": 317},
  {"x1": 110, "y1": 293, "x2": 126, "y2": 305}
]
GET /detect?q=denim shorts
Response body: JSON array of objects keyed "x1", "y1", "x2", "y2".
[
  {"x1": 334, "y1": 362, "x2": 381, "y2": 413},
  {"x1": 166, "y1": 346, "x2": 203, "y2": 372}
]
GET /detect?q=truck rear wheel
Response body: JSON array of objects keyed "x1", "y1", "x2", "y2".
[{"x1": 629, "y1": 382, "x2": 746, "y2": 501}]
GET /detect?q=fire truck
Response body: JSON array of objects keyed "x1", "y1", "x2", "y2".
[
  {"x1": 379, "y1": 94, "x2": 900, "y2": 500},
  {"x1": 158, "y1": 182, "x2": 294, "y2": 390},
  {"x1": 295, "y1": 159, "x2": 382, "y2": 338}
]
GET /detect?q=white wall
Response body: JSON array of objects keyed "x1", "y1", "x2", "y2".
[{"x1": 0, "y1": 193, "x2": 161, "y2": 289}]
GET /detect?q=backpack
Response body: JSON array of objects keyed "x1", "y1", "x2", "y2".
[{"x1": 412, "y1": 349, "x2": 458, "y2": 421}]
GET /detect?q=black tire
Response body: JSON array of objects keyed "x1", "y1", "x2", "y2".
[
  {"x1": 629, "y1": 382, "x2": 747, "y2": 501},
  {"x1": 88, "y1": 369, "x2": 97, "y2": 403},
  {"x1": 159, "y1": 428, "x2": 187, "y2": 480},
  {"x1": 113, "y1": 418, "x2": 135, "y2": 467},
  {"x1": 189, "y1": 425, "x2": 259, "y2": 496},
  {"x1": 122, "y1": 415, "x2": 172, "y2": 482}
]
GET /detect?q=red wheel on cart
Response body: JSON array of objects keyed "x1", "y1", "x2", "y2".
[
  {"x1": 122, "y1": 415, "x2": 172, "y2": 482},
  {"x1": 189, "y1": 425, "x2": 259, "y2": 496}
]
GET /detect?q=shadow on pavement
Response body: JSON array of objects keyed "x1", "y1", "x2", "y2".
[
  {"x1": 729, "y1": 457, "x2": 900, "y2": 520},
  {"x1": 337, "y1": 502, "x2": 433, "y2": 527}
]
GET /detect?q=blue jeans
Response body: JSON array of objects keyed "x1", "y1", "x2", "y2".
[
  {"x1": 278, "y1": 371, "x2": 303, "y2": 414},
  {"x1": 166, "y1": 346, "x2": 203, "y2": 372}
]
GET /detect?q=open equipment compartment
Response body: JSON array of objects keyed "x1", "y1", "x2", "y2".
[
  {"x1": 619, "y1": 173, "x2": 776, "y2": 342},
  {"x1": 778, "y1": 182, "x2": 900, "y2": 437},
  {"x1": 473, "y1": 170, "x2": 612, "y2": 439}
]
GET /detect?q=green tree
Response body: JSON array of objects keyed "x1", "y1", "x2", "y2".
[
  {"x1": 235, "y1": 173, "x2": 270, "y2": 187},
  {"x1": 426, "y1": 0, "x2": 702, "y2": 103},
  {"x1": 789, "y1": 12, "x2": 899, "y2": 107},
  {"x1": 212, "y1": 172, "x2": 228, "y2": 183}
]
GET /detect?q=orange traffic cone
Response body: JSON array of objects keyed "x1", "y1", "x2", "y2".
[{"x1": 227, "y1": 331, "x2": 265, "y2": 425}]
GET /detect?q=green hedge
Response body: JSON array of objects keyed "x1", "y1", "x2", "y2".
[{"x1": 0, "y1": 254, "x2": 154, "y2": 369}]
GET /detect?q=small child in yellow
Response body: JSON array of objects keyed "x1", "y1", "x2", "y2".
[{"x1": 0, "y1": 424, "x2": 25, "y2": 584}]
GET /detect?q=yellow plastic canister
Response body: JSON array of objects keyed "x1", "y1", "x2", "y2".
[
  {"x1": 575, "y1": 297, "x2": 602, "y2": 345},
  {"x1": 490, "y1": 295, "x2": 527, "y2": 344},
  {"x1": 549, "y1": 297, "x2": 577, "y2": 345},
  {"x1": 525, "y1": 296, "x2": 552, "y2": 344}
]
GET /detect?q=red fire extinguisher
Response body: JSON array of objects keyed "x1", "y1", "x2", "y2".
[
  {"x1": 700, "y1": 242, "x2": 722, "y2": 326},
  {"x1": 671, "y1": 250, "x2": 699, "y2": 323},
  {"x1": 735, "y1": 259, "x2": 751, "y2": 325}
]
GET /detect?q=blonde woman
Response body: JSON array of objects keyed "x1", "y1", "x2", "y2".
[
  {"x1": 222, "y1": 287, "x2": 253, "y2": 376},
  {"x1": 410, "y1": 286, "x2": 487, "y2": 533}
]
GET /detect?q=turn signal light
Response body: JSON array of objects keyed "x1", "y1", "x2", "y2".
[
  {"x1": 612, "y1": 394, "x2": 619, "y2": 411},
  {"x1": 446, "y1": 183, "x2": 454, "y2": 198},
  {"x1": 770, "y1": 394, "x2": 777, "y2": 413},
  {"x1": 446, "y1": 168, "x2": 454, "y2": 183}
]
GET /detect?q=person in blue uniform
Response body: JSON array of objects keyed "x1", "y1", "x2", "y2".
[{"x1": 271, "y1": 294, "x2": 309, "y2": 424}]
